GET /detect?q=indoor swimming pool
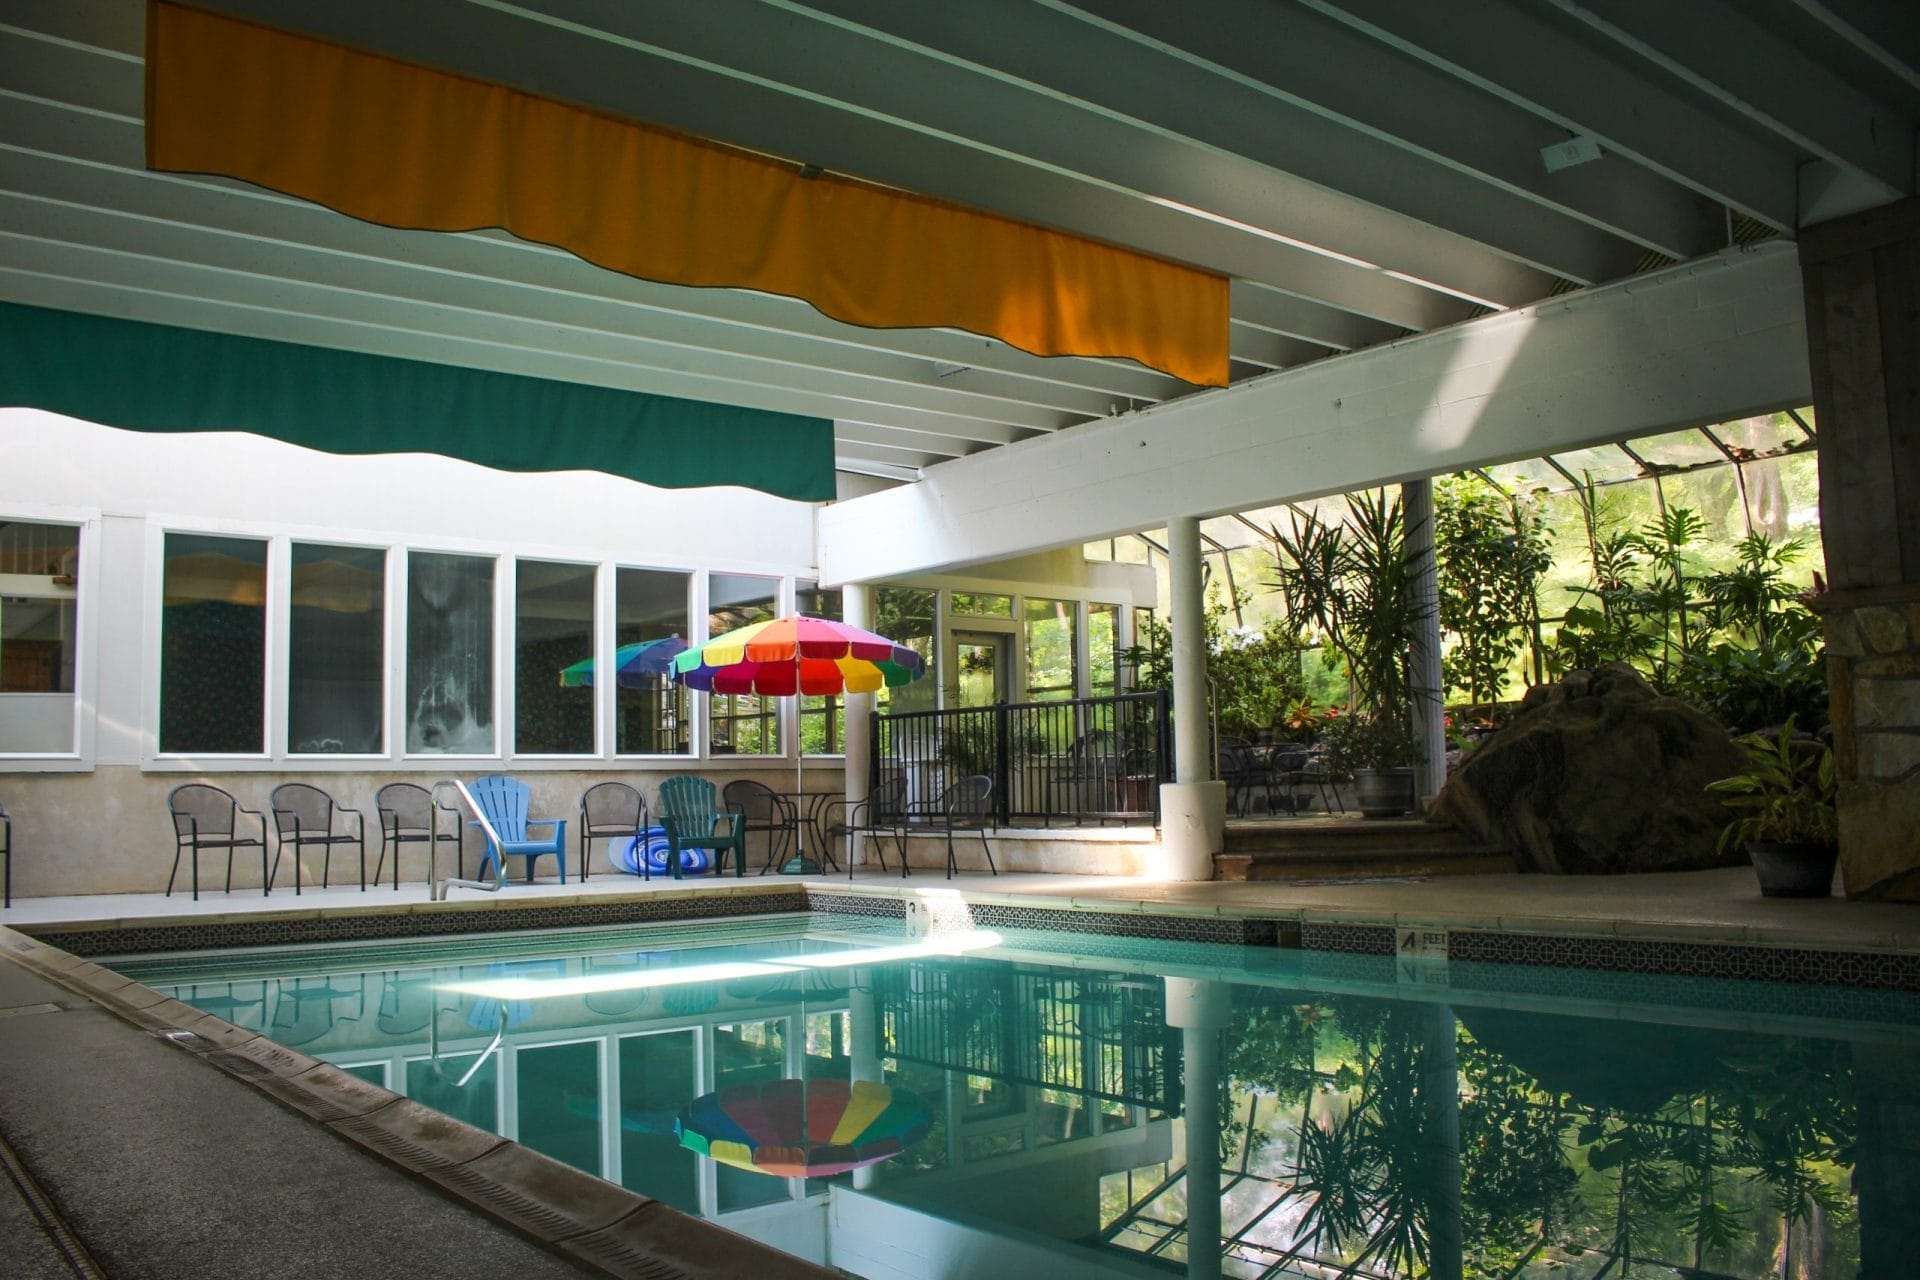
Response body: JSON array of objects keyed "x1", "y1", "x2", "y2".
[{"x1": 113, "y1": 916, "x2": 1919, "y2": 1280}]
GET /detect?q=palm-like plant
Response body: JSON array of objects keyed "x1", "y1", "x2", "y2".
[{"x1": 1706, "y1": 717, "x2": 1837, "y2": 852}]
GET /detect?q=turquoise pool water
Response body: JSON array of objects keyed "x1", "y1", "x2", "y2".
[{"x1": 116, "y1": 919, "x2": 1918, "y2": 1280}]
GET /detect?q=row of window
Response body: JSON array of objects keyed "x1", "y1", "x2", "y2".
[
  {"x1": 157, "y1": 533, "x2": 854, "y2": 759},
  {"x1": 0, "y1": 517, "x2": 1137, "y2": 762}
]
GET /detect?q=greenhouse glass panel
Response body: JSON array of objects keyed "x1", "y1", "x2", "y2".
[
  {"x1": 1630, "y1": 428, "x2": 1725, "y2": 469},
  {"x1": 1548, "y1": 443, "x2": 1641, "y2": 485}
]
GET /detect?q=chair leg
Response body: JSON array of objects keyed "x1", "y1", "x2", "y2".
[
  {"x1": 167, "y1": 847, "x2": 183, "y2": 898},
  {"x1": 225, "y1": 847, "x2": 236, "y2": 895},
  {"x1": 357, "y1": 836, "x2": 366, "y2": 892},
  {"x1": 978, "y1": 829, "x2": 997, "y2": 875}
]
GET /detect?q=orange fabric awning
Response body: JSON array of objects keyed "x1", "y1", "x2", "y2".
[{"x1": 145, "y1": 2, "x2": 1229, "y2": 386}]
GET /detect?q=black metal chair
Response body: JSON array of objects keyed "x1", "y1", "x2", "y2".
[
  {"x1": 1050, "y1": 728, "x2": 1124, "y2": 825},
  {"x1": 909, "y1": 774, "x2": 997, "y2": 879},
  {"x1": 0, "y1": 798, "x2": 11, "y2": 908},
  {"x1": 579, "y1": 781, "x2": 648, "y2": 880},
  {"x1": 722, "y1": 779, "x2": 801, "y2": 875},
  {"x1": 166, "y1": 784, "x2": 271, "y2": 900},
  {"x1": 373, "y1": 782, "x2": 464, "y2": 889},
  {"x1": 820, "y1": 775, "x2": 910, "y2": 879},
  {"x1": 270, "y1": 782, "x2": 367, "y2": 893}
]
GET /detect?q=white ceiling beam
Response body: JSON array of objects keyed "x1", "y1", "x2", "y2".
[
  {"x1": 1303, "y1": 0, "x2": 1800, "y2": 232},
  {"x1": 1547, "y1": 0, "x2": 1913, "y2": 209},
  {"x1": 819, "y1": 243, "x2": 1810, "y2": 583},
  {"x1": 778, "y1": 0, "x2": 1626, "y2": 290},
  {"x1": 1788, "y1": 0, "x2": 1920, "y2": 93},
  {"x1": 1049, "y1": 0, "x2": 1723, "y2": 265}
]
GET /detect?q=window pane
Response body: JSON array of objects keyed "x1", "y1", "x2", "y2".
[
  {"x1": 0, "y1": 519, "x2": 80, "y2": 753},
  {"x1": 405, "y1": 552, "x2": 495, "y2": 754},
  {"x1": 796, "y1": 582, "x2": 844, "y2": 756},
  {"x1": 1024, "y1": 598, "x2": 1078, "y2": 701},
  {"x1": 708, "y1": 573, "x2": 779, "y2": 755},
  {"x1": 714, "y1": 1018, "x2": 790, "y2": 1210},
  {"x1": 874, "y1": 587, "x2": 936, "y2": 714},
  {"x1": 617, "y1": 1031, "x2": 700, "y2": 1210},
  {"x1": 514, "y1": 560, "x2": 596, "y2": 755},
  {"x1": 516, "y1": 1040, "x2": 603, "y2": 1177},
  {"x1": 1090, "y1": 603, "x2": 1119, "y2": 696},
  {"x1": 950, "y1": 591, "x2": 1013, "y2": 617},
  {"x1": 161, "y1": 533, "x2": 265, "y2": 753},
  {"x1": 616, "y1": 567, "x2": 690, "y2": 756},
  {"x1": 288, "y1": 544, "x2": 384, "y2": 754},
  {"x1": 407, "y1": 1052, "x2": 498, "y2": 1134}
]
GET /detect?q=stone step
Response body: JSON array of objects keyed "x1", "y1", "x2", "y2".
[
  {"x1": 1214, "y1": 847, "x2": 1514, "y2": 882},
  {"x1": 1215, "y1": 815, "x2": 1512, "y2": 882}
]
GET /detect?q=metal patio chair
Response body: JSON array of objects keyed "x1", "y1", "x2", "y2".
[
  {"x1": 373, "y1": 782, "x2": 464, "y2": 889},
  {"x1": 270, "y1": 782, "x2": 368, "y2": 893},
  {"x1": 908, "y1": 774, "x2": 997, "y2": 879},
  {"x1": 820, "y1": 775, "x2": 910, "y2": 879},
  {"x1": 166, "y1": 784, "x2": 272, "y2": 901},
  {"x1": 722, "y1": 779, "x2": 801, "y2": 875},
  {"x1": 579, "y1": 781, "x2": 648, "y2": 881}
]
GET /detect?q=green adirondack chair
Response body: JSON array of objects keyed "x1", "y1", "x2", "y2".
[{"x1": 656, "y1": 776, "x2": 747, "y2": 879}]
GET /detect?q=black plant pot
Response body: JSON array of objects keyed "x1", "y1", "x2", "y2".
[
  {"x1": 1351, "y1": 767, "x2": 1416, "y2": 819},
  {"x1": 1747, "y1": 840, "x2": 1839, "y2": 898}
]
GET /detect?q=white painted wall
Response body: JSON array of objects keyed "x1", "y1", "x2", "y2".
[{"x1": 818, "y1": 242, "x2": 1812, "y2": 583}]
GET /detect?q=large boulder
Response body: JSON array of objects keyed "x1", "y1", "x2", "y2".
[{"x1": 1428, "y1": 663, "x2": 1747, "y2": 874}]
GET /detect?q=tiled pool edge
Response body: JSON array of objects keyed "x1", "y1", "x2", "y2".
[
  {"x1": 0, "y1": 924, "x2": 835, "y2": 1280},
  {"x1": 16, "y1": 878, "x2": 1920, "y2": 991}
]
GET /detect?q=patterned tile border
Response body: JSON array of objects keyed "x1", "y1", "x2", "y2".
[
  {"x1": 21, "y1": 884, "x2": 1920, "y2": 994},
  {"x1": 1448, "y1": 929, "x2": 1920, "y2": 992},
  {"x1": 1297, "y1": 919, "x2": 1920, "y2": 992},
  {"x1": 807, "y1": 892, "x2": 1288, "y2": 948},
  {"x1": 31, "y1": 890, "x2": 809, "y2": 957}
]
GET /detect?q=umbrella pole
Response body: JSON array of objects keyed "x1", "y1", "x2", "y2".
[{"x1": 780, "y1": 676, "x2": 822, "y2": 875}]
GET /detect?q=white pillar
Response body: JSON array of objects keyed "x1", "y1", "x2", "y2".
[
  {"x1": 849, "y1": 979, "x2": 882, "y2": 1190},
  {"x1": 1403, "y1": 480, "x2": 1446, "y2": 803},
  {"x1": 1158, "y1": 517, "x2": 1224, "y2": 879},
  {"x1": 1169, "y1": 517, "x2": 1209, "y2": 784},
  {"x1": 1165, "y1": 978, "x2": 1230, "y2": 1280},
  {"x1": 843, "y1": 584, "x2": 874, "y2": 868}
]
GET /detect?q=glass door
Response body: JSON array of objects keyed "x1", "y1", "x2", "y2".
[{"x1": 951, "y1": 631, "x2": 1010, "y2": 708}]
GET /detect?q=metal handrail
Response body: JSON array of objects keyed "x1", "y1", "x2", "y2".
[{"x1": 429, "y1": 779, "x2": 508, "y2": 901}]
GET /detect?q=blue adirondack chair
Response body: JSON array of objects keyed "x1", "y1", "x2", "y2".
[
  {"x1": 656, "y1": 776, "x2": 747, "y2": 879},
  {"x1": 468, "y1": 775, "x2": 567, "y2": 884}
]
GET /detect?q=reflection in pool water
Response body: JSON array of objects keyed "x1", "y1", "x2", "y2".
[{"x1": 118, "y1": 921, "x2": 1918, "y2": 1279}]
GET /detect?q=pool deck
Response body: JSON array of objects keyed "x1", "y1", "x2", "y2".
[
  {"x1": 7, "y1": 859, "x2": 1919, "y2": 954},
  {"x1": 3, "y1": 863, "x2": 1917, "y2": 1278}
]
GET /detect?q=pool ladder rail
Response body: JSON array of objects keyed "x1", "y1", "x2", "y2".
[{"x1": 429, "y1": 779, "x2": 509, "y2": 902}]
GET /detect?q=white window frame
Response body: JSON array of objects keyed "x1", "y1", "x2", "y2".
[{"x1": 0, "y1": 504, "x2": 98, "y2": 772}]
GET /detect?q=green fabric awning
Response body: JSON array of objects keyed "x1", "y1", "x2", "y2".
[{"x1": 0, "y1": 302, "x2": 836, "y2": 501}]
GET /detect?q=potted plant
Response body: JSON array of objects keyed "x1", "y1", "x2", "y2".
[
  {"x1": 1706, "y1": 716, "x2": 1839, "y2": 898},
  {"x1": 1270, "y1": 489, "x2": 1430, "y2": 815},
  {"x1": 1318, "y1": 709, "x2": 1421, "y2": 817}
]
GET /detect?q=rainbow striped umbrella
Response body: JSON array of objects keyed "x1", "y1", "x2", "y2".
[
  {"x1": 670, "y1": 615, "x2": 925, "y2": 696},
  {"x1": 677, "y1": 1078, "x2": 931, "y2": 1178},
  {"x1": 556, "y1": 635, "x2": 687, "y2": 687}
]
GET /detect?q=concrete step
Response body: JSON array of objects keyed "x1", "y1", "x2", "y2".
[{"x1": 1215, "y1": 815, "x2": 1512, "y2": 882}]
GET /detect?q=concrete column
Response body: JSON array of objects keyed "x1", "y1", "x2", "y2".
[
  {"x1": 843, "y1": 584, "x2": 874, "y2": 868},
  {"x1": 1165, "y1": 978, "x2": 1230, "y2": 1280},
  {"x1": 1403, "y1": 479, "x2": 1446, "y2": 803},
  {"x1": 1160, "y1": 517, "x2": 1225, "y2": 879},
  {"x1": 1798, "y1": 198, "x2": 1920, "y2": 900}
]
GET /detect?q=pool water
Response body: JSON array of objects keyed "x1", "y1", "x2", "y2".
[{"x1": 115, "y1": 919, "x2": 1920, "y2": 1280}]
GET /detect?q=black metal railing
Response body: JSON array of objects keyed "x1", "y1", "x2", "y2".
[
  {"x1": 872, "y1": 688, "x2": 1168, "y2": 827},
  {"x1": 873, "y1": 959, "x2": 1181, "y2": 1111}
]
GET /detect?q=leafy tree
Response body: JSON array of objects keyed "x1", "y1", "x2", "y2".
[{"x1": 1434, "y1": 477, "x2": 1553, "y2": 704}]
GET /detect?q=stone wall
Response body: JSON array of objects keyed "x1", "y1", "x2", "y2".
[{"x1": 1819, "y1": 585, "x2": 1920, "y2": 900}]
